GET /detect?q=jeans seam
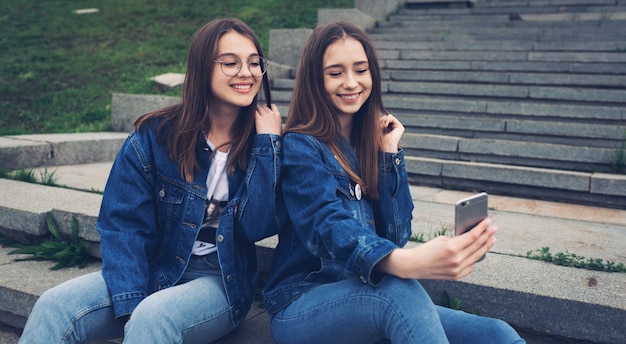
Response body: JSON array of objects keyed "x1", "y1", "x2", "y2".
[{"x1": 62, "y1": 300, "x2": 113, "y2": 342}]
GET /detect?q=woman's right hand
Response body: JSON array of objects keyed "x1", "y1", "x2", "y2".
[
  {"x1": 376, "y1": 218, "x2": 496, "y2": 280},
  {"x1": 255, "y1": 104, "x2": 282, "y2": 135},
  {"x1": 379, "y1": 114, "x2": 404, "y2": 153}
]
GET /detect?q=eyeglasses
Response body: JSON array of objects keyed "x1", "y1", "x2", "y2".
[{"x1": 214, "y1": 54, "x2": 268, "y2": 77}]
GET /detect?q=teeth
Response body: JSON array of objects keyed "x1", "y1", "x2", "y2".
[
  {"x1": 342, "y1": 93, "x2": 358, "y2": 100},
  {"x1": 232, "y1": 85, "x2": 252, "y2": 90}
]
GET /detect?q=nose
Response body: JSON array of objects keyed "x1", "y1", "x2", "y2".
[
  {"x1": 344, "y1": 71, "x2": 358, "y2": 89},
  {"x1": 236, "y1": 63, "x2": 252, "y2": 77}
]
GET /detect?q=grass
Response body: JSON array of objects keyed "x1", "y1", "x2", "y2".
[
  {"x1": 526, "y1": 247, "x2": 626, "y2": 273},
  {"x1": 0, "y1": 0, "x2": 352, "y2": 135},
  {"x1": 5, "y1": 167, "x2": 59, "y2": 186},
  {"x1": 2, "y1": 213, "x2": 92, "y2": 270},
  {"x1": 409, "y1": 223, "x2": 451, "y2": 243}
]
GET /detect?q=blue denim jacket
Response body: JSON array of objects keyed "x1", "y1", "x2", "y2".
[
  {"x1": 97, "y1": 119, "x2": 282, "y2": 325},
  {"x1": 262, "y1": 132, "x2": 414, "y2": 315}
]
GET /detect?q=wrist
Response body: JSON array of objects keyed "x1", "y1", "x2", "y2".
[
  {"x1": 381, "y1": 144, "x2": 399, "y2": 153},
  {"x1": 377, "y1": 249, "x2": 408, "y2": 278}
]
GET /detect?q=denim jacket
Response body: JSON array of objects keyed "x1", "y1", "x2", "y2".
[
  {"x1": 262, "y1": 132, "x2": 414, "y2": 315},
  {"x1": 97, "y1": 119, "x2": 282, "y2": 325}
]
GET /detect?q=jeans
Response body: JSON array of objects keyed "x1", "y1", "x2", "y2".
[
  {"x1": 270, "y1": 277, "x2": 525, "y2": 344},
  {"x1": 18, "y1": 254, "x2": 235, "y2": 344}
]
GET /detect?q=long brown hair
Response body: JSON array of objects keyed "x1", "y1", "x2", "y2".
[
  {"x1": 284, "y1": 21, "x2": 386, "y2": 199},
  {"x1": 134, "y1": 18, "x2": 271, "y2": 182}
]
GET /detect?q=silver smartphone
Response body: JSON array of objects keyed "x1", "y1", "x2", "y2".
[{"x1": 455, "y1": 192, "x2": 488, "y2": 262}]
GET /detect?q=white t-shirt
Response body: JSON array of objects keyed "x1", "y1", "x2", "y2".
[{"x1": 192, "y1": 140, "x2": 229, "y2": 255}]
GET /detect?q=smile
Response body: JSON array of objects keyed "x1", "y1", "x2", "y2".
[
  {"x1": 232, "y1": 84, "x2": 253, "y2": 90},
  {"x1": 340, "y1": 92, "x2": 361, "y2": 101}
]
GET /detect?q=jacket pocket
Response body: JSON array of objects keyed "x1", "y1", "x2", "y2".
[{"x1": 153, "y1": 179, "x2": 187, "y2": 260}]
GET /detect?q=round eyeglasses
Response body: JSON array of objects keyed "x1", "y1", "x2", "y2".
[{"x1": 214, "y1": 54, "x2": 268, "y2": 77}]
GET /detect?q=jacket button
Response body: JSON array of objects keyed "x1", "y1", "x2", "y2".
[
  {"x1": 159, "y1": 188, "x2": 165, "y2": 198},
  {"x1": 217, "y1": 234, "x2": 224, "y2": 242},
  {"x1": 226, "y1": 275, "x2": 233, "y2": 282},
  {"x1": 394, "y1": 157, "x2": 401, "y2": 166},
  {"x1": 360, "y1": 275, "x2": 367, "y2": 283}
]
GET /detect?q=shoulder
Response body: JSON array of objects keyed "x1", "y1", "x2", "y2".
[{"x1": 283, "y1": 132, "x2": 323, "y2": 151}]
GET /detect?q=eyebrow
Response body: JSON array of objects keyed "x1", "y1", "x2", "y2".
[
  {"x1": 215, "y1": 53, "x2": 260, "y2": 59},
  {"x1": 324, "y1": 60, "x2": 369, "y2": 70}
]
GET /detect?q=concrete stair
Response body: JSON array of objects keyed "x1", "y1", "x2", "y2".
[{"x1": 271, "y1": 0, "x2": 626, "y2": 208}]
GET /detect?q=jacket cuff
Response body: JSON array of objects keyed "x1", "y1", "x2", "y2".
[
  {"x1": 379, "y1": 149, "x2": 405, "y2": 173},
  {"x1": 112, "y1": 292, "x2": 146, "y2": 319},
  {"x1": 355, "y1": 240, "x2": 398, "y2": 287},
  {"x1": 253, "y1": 134, "x2": 282, "y2": 154}
]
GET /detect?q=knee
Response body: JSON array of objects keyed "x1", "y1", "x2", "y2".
[
  {"x1": 128, "y1": 303, "x2": 163, "y2": 326},
  {"x1": 31, "y1": 285, "x2": 71, "y2": 315},
  {"x1": 128, "y1": 298, "x2": 179, "y2": 329},
  {"x1": 378, "y1": 277, "x2": 430, "y2": 302},
  {"x1": 25, "y1": 283, "x2": 86, "y2": 330},
  {"x1": 374, "y1": 278, "x2": 438, "y2": 318}
]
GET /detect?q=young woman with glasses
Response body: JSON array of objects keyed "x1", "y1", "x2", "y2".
[
  {"x1": 262, "y1": 21, "x2": 525, "y2": 344},
  {"x1": 19, "y1": 18, "x2": 283, "y2": 344}
]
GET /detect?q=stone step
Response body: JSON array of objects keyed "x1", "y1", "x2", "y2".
[
  {"x1": 401, "y1": 4, "x2": 626, "y2": 15},
  {"x1": 406, "y1": 156, "x2": 626, "y2": 207},
  {"x1": 383, "y1": 49, "x2": 626, "y2": 62},
  {"x1": 0, "y1": 133, "x2": 128, "y2": 171},
  {"x1": 372, "y1": 35, "x2": 626, "y2": 48},
  {"x1": 385, "y1": 81, "x2": 626, "y2": 104},
  {"x1": 468, "y1": 0, "x2": 618, "y2": 8},
  {"x1": 395, "y1": 112, "x2": 625, "y2": 148},
  {"x1": 384, "y1": 14, "x2": 626, "y2": 27},
  {"x1": 383, "y1": 70, "x2": 626, "y2": 88},
  {"x1": 380, "y1": 94, "x2": 625, "y2": 122},
  {"x1": 400, "y1": 133, "x2": 621, "y2": 173}
]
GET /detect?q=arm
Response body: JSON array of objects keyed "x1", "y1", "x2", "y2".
[
  {"x1": 374, "y1": 114, "x2": 498, "y2": 280},
  {"x1": 97, "y1": 131, "x2": 158, "y2": 319},
  {"x1": 377, "y1": 219, "x2": 497, "y2": 280},
  {"x1": 374, "y1": 113, "x2": 413, "y2": 246},
  {"x1": 238, "y1": 104, "x2": 285, "y2": 241}
]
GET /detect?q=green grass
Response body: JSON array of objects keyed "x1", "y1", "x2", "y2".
[
  {"x1": 0, "y1": 0, "x2": 352, "y2": 135},
  {"x1": 527, "y1": 247, "x2": 626, "y2": 273},
  {"x1": 4, "y1": 213, "x2": 93, "y2": 270}
]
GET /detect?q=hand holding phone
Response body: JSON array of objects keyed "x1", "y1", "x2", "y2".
[{"x1": 455, "y1": 192, "x2": 488, "y2": 262}]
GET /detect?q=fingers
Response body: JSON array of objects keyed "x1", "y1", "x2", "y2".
[
  {"x1": 444, "y1": 218, "x2": 495, "y2": 276},
  {"x1": 462, "y1": 218, "x2": 496, "y2": 264},
  {"x1": 379, "y1": 114, "x2": 403, "y2": 133},
  {"x1": 255, "y1": 104, "x2": 282, "y2": 135},
  {"x1": 256, "y1": 103, "x2": 278, "y2": 116},
  {"x1": 379, "y1": 114, "x2": 404, "y2": 152}
]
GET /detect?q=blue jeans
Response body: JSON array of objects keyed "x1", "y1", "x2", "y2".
[
  {"x1": 270, "y1": 277, "x2": 525, "y2": 344},
  {"x1": 19, "y1": 254, "x2": 235, "y2": 344}
]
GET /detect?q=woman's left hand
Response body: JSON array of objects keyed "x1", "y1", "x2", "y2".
[
  {"x1": 379, "y1": 114, "x2": 404, "y2": 153},
  {"x1": 255, "y1": 104, "x2": 283, "y2": 135}
]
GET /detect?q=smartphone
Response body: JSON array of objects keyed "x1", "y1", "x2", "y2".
[
  {"x1": 262, "y1": 59, "x2": 272, "y2": 108},
  {"x1": 455, "y1": 192, "x2": 488, "y2": 262}
]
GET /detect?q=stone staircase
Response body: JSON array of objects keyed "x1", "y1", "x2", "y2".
[{"x1": 271, "y1": 0, "x2": 626, "y2": 208}]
